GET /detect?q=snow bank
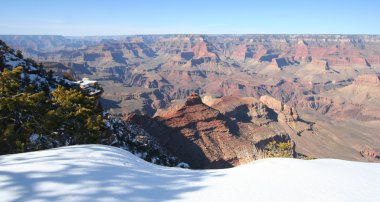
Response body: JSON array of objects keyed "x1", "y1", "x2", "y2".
[{"x1": 0, "y1": 145, "x2": 379, "y2": 202}]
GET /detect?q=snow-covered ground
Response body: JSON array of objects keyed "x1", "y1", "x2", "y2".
[{"x1": 0, "y1": 145, "x2": 379, "y2": 202}]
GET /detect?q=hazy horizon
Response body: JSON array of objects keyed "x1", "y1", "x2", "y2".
[
  {"x1": 0, "y1": 0, "x2": 379, "y2": 35},
  {"x1": 1, "y1": 34, "x2": 380, "y2": 37}
]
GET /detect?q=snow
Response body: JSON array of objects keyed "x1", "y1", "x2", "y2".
[
  {"x1": 4, "y1": 53, "x2": 23, "y2": 68},
  {"x1": 176, "y1": 162, "x2": 190, "y2": 168},
  {"x1": 75, "y1": 78, "x2": 97, "y2": 87},
  {"x1": 28, "y1": 74, "x2": 48, "y2": 84},
  {"x1": 0, "y1": 145, "x2": 379, "y2": 202},
  {"x1": 29, "y1": 134, "x2": 39, "y2": 143},
  {"x1": 3, "y1": 53, "x2": 47, "y2": 86},
  {"x1": 2, "y1": 51, "x2": 73, "y2": 92},
  {"x1": 4, "y1": 53, "x2": 36, "y2": 71}
]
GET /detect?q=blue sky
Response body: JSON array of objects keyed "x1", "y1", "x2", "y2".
[{"x1": 0, "y1": 0, "x2": 379, "y2": 35}]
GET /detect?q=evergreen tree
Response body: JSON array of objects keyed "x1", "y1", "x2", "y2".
[
  {"x1": 0, "y1": 67, "x2": 50, "y2": 154},
  {"x1": 0, "y1": 66, "x2": 23, "y2": 97},
  {"x1": 0, "y1": 41, "x2": 109, "y2": 155},
  {"x1": 16, "y1": 50, "x2": 23, "y2": 59},
  {"x1": 0, "y1": 55, "x2": 4, "y2": 72},
  {"x1": 48, "y1": 86, "x2": 106, "y2": 145}
]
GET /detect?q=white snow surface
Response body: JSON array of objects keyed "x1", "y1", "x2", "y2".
[{"x1": 0, "y1": 145, "x2": 379, "y2": 202}]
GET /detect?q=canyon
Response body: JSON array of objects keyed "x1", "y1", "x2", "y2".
[{"x1": 2, "y1": 34, "x2": 380, "y2": 167}]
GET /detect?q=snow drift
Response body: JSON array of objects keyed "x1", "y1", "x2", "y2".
[{"x1": 0, "y1": 145, "x2": 379, "y2": 202}]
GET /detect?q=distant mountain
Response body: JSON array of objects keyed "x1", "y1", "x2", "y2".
[{"x1": 0, "y1": 35, "x2": 100, "y2": 52}]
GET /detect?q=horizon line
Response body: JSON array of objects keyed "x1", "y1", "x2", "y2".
[{"x1": 1, "y1": 33, "x2": 380, "y2": 37}]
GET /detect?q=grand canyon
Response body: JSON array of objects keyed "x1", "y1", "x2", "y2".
[
  {"x1": 2, "y1": 34, "x2": 379, "y2": 168},
  {"x1": 2, "y1": 1, "x2": 380, "y2": 200}
]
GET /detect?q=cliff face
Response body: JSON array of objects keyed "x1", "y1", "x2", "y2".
[
  {"x1": 126, "y1": 94, "x2": 316, "y2": 169},
  {"x1": 127, "y1": 94, "x2": 257, "y2": 168}
]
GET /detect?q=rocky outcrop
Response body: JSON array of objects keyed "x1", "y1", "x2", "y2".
[
  {"x1": 184, "y1": 93, "x2": 204, "y2": 106},
  {"x1": 360, "y1": 147, "x2": 380, "y2": 161},
  {"x1": 295, "y1": 40, "x2": 308, "y2": 62},
  {"x1": 260, "y1": 95, "x2": 299, "y2": 121},
  {"x1": 231, "y1": 44, "x2": 248, "y2": 61},
  {"x1": 127, "y1": 94, "x2": 257, "y2": 169},
  {"x1": 253, "y1": 47, "x2": 267, "y2": 61},
  {"x1": 126, "y1": 94, "x2": 306, "y2": 169},
  {"x1": 260, "y1": 95, "x2": 313, "y2": 135}
]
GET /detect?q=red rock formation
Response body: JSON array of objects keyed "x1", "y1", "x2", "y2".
[
  {"x1": 191, "y1": 38, "x2": 217, "y2": 59},
  {"x1": 192, "y1": 40, "x2": 208, "y2": 58},
  {"x1": 231, "y1": 44, "x2": 247, "y2": 61},
  {"x1": 310, "y1": 46, "x2": 337, "y2": 59},
  {"x1": 295, "y1": 40, "x2": 308, "y2": 62},
  {"x1": 253, "y1": 46, "x2": 267, "y2": 61},
  {"x1": 127, "y1": 94, "x2": 257, "y2": 168},
  {"x1": 127, "y1": 94, "x2": 306, "y2": 169}
]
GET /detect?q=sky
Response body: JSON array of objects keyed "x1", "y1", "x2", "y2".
[{"x1": 0, "y1": 0, "x2": 379, "y2": 36}]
